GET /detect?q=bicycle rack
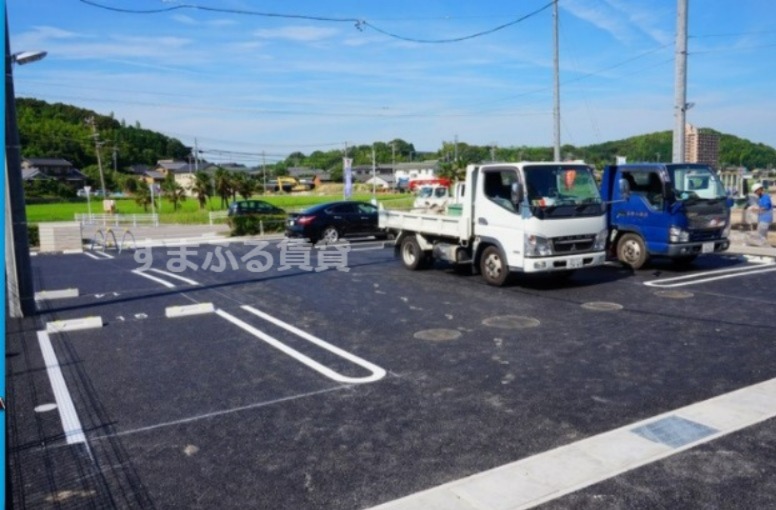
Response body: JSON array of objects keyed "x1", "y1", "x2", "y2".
[
  {"x1": 90, "y1": 228, "x2": 118, "y2": 252},
  {"x1": 119, "y1": 229, "x2": 137, "y2": 253},
  {"x1": 89, "y1": 228, "x2": 136, "y2": 254}
]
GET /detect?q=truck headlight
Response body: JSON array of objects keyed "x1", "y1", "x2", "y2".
[
  {"x1": 594, "y1": 229, "x2": 608, "y2": 251},
  {"x1": 525, "y1": 233, "x2": 553, "y2": 257},
  {"x1": 669, "y1": 226, "x2": 690, "y2": 243}
]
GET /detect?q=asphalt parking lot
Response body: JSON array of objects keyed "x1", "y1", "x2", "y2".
[{"x1": 7, "y1": 239, "x2": 776, "y2": 509}]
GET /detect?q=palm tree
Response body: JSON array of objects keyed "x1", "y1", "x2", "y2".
[
  {"x1": 213, "y1": 167, "x2": 233, "y2": 209},
  {"x1": 233, "y1": 172, "x2": 255, "y2": 201},
  {"x1": 191, "y1": 171, "x2": 211, "y2": 210},
  {"x1": 162, "y1": 173, "x2": 187, "y2": 211},
  {"x1": 134, "y1": 181, "x2": 152, "y2": 212}
]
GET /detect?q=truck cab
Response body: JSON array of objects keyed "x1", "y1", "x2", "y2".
[
  {"x1": 380, "y1": 161, "x2": 608, "y2": 286},
  {"x1": 473, "y1": 162, "x2": 608, "y2": 279},
  {"x1": 601, "y1": 163, "x2": 730, "y2": 269}
]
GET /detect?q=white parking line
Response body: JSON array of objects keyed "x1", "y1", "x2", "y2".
[
  {"x1": 131, "y1": 269, "x2": 176, "y2": 288},
  {"x1": 216, "y1": 306, "x2": 386, "y2": 384},
  {"x1": 367, "y1": 377, "x2": 776, "y2": 510},
  {"x1": 146, "y1": 267, "x2": 200, "y2": 286},
  {"x1": 645, "y1": 260, "x2": 776, "y2": 288},
  {"x1": 36, "y1": 331, "x2": 87, "y2": 446}
]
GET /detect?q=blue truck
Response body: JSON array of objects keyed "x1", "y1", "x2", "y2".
[{"x1": 600, "y1": 163, "x2": 730, "y2": 269}]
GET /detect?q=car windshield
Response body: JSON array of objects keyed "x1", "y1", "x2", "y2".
[
  {"x1": 666, "y1": 165, "x2": 726, "y2": 200},
  {"x1": 523, "y1": 164, "x2": 603, "y2": 217},
  {"x1": 417, "y1": 187, "x2": 433, "y2": 198}
]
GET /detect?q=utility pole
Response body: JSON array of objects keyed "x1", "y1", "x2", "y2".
[
  {"x1": 371, "y1": 145, "x2": 377, "y2": 204},
  {"x1": 262, "y1": 151, "x2": 266, "y2": 195},
  {"x1": 86, "y1": 116, "x2": 107, "y2": 197},
  {"x1": 552, "y1": 0, "x2": 561, "y2": 161},
  {"x1": 672, "y1": 0, "x2": 688, "y2": 163},
  {"x1": 5, "y1": 15, "x2": 35, "y2": 317}
]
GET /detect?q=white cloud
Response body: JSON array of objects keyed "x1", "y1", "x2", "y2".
[{"x1": 253, "y1": 25, "x2": 340, "y2": 43}]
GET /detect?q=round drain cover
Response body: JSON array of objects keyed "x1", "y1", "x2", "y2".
[
  {"x1": 581, "y1": 301, "x2": 623, "y2": 311},
  {"x1": 482, "y1": 315, "x2": 540, "y2": 329},
  {"x1": 414, "y1": 329, "x2": 462, "y2": 342}
]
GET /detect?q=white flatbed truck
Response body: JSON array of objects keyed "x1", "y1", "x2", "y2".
[{"x1": 379, "y1": 162, "x2": 609, "y2": 286}]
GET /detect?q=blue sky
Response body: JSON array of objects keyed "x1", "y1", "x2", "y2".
[{"x1": 7, "y1": 0, "x2": 776, "y2": 165}]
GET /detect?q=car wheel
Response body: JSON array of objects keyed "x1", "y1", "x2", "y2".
[
  {"x1": 321, "y1": 226, "x2": 340, "y2": 244},
  {"x1": 400, "y1": 235, "x2": 428, "y2": 270},
  {"x1": 617, "y1": 233, "x2": 648, "y2": 269},
  {"x1": 480, "y1": 246, "x2": 509, "y2": 286}
]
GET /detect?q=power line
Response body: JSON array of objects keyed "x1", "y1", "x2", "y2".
[{"x1": 77, "y1": 0, "x2": 555, "y2": 44}]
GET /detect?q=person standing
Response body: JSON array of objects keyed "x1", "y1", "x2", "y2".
[{"x1": 751, "y1": 183, "x2": 773, "y2": 246}]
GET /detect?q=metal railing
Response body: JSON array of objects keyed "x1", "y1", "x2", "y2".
[
  {"x1": 76, "y1": 213, "x2": 159, "y2": 227},
  {"x1": 208, "y1": 211, "x2": 229, "y2": 225}
]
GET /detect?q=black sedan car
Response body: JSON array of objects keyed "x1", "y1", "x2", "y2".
[
  {"x1": 285, "y1": 201, "x2": 385, "y2": 244},
  {"x1": 227, "y1": 199, "x2": 285, "y2": 217}
]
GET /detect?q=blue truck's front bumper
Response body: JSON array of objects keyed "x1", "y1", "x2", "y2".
[{"x1": 662, "y1": 238, "x2": 730, "y2": 257}]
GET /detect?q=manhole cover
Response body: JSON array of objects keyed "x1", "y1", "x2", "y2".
[
  {"x1": 482, "y1": 315, "x2": 540, "y2": 329},
  {"x1": 581, "y1": 301, "x2": 623, "y2": 311},
  {"x1": 654, "y1": 290, "x2": 694, "y2": 299},
  {"x1": 414, "y1": 329, "x2": 462, "y2": 342}
]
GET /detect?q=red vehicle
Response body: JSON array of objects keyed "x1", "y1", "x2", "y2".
[{"x1": 407, "y1": 177, "x2": 451, "y2": 192}]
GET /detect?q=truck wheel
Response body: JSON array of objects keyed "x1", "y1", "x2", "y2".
[
  {"x1": 321, "y1": 226, "x2": 340, "y2": 244},
  {"x1": 617, "y1": 233, "x2": 648, "y2": 269},
  {"x1": 480, "y1": 246, "x2": 509, "y2": 286},
  {"x1": 400, "y1": 235, "x2": 427, "y2": 270}
]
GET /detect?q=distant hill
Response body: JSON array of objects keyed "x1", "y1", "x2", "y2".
[
  {"x1": 579, "y1": 129, "x2": 776, "y2": 169},
  {"x1": 15, "y1": 97, "x2": 190, "y2": 170},
  {"x1": 15, "y1": 98, "x2": 775, "y2": 172}
]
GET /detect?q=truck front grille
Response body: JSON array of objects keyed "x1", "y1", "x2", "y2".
[{"x1": 551, "y1": 234, "x2": 595, "y2": 254}]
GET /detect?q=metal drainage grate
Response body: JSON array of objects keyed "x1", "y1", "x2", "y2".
[{"x1": 631, "y1": 415, "x2": 719, "y2": 449}]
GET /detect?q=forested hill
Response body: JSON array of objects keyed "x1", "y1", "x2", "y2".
[
  {"x1": 579, "y1": 129, "x2": 776, "y2": 169},
  {"x1": 15, "y1": 97, "x2": 775, "y2": 171},
  {"x1": 16, "y1": 97, "x2": 190, "y2": 170}
]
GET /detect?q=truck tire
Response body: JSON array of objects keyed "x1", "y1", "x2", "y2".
[
  {"x1": 617, "y1": 233, "x2": 648, "y2": 269},
  {"x1": 400, "y1": 235, "x2": 428, "y2": 270},
  {"x1": 480, "y1": 246, "x2": 509, "y2": 286}
]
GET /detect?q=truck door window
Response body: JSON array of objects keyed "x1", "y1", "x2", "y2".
[
  {"x1": 483, "y1": 170, "x2": 518, "y2": 212},
  {"x1": 625, "y1": 171, "x2": 664, "y2": 209}
]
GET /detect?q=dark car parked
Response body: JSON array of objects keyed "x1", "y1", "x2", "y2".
[
  {"x1": 285, "y1": 201, "x2": 385, "y2": 244},
  {"x1": 227, "y1": 199, "x2": 285, "y2": 217}
]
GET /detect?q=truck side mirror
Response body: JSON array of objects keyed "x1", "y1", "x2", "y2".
[
  {"x1": 618, "y1": 178, "x2": 631, "y2": 199},
  {"x1": 511, "y1": 181, "x2": 524, "y2": 206}
]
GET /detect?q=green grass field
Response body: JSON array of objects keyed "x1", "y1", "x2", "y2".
[{"x1": 26, "y1": 192, "x2": 415, "y2": 224}]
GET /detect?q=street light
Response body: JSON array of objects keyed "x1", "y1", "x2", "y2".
[{"x1": 5, "y1": 8, "x2": 47, "y2": 317}]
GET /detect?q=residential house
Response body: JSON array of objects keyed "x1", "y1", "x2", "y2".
[{"x1": 21, "y1": 158, "x2": 87, "y2": 188}]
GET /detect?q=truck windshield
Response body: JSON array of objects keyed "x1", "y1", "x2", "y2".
[
  {"x1": 524, "y1": 164, "x2": 603, "y2": 217},
  {"x1": 667, "y1": 165, "x2": 726, "y2": 201}
]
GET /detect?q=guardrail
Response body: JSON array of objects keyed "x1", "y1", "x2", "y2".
[
  {"x1": 209, "y1": 211, "x2": 229, "y2": 225},
  {"x1": 75, "y1": 213, "x2": 159, "y2": 227}
]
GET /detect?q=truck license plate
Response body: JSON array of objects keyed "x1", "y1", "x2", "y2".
[
  {"x1": 701, "y1": 242, "x2": 714, "y2": 254},
  {"x1": 569, "y1": 258, "x2": 583, "y2": 268}
]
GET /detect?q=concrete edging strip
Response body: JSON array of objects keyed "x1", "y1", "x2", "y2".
[
  {"x1": 45, "y1": 316, "x2": 103, "y2": 334},
  {"x1": 367, "y1": 377, "x2": 776, "y2": 510}
]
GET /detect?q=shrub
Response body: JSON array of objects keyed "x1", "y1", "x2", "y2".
[
  {"x1": 27, "y1": 224, "x2": 39, "y2": 247},
  {"x1": 227, "y1": 215, "x2": 286, "y2": 237}
]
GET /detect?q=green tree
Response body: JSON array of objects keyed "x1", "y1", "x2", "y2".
[
  {"x1": 233, "y1": 172, "x2": 255, "y2": 201},
  {"x1": 213, "y1": 168, "x2": 233, "y2": 209},
  {"x1": 134, "y1": 181, "x2": 152, "y2": 212},
  {"x1": 162, "y1": 173, "x2": 186, "y2": 211},
  {"x1": 191, "y1": 171, "x2": 212, "y2": 209}
]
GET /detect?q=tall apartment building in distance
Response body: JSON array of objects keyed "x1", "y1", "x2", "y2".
[{"x1": 685, "y1": 124, "x2": 720, "y2": 169}]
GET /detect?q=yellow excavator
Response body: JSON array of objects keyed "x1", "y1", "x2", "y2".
[{"x1": 272, "y1": 176, "x2": 313, "y2": 192}]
